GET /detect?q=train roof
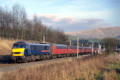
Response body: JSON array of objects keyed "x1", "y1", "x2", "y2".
[
  {"x1": 83, "y1": 47, "x2": 91, "y2": 49},
  {"x1": 13, "y1": 41, "x2": 28, "y2": 44},
  {"x1": 53, "y1": 44, "x2": 67, "y2": 46},
  {"x1": 14, "y1": 41, "x2": 50, "y2": 46},
  {"x1": 29, "y1": 43, "x2": 50, "y2": 46}
]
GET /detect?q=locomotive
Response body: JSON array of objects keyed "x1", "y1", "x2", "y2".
[{"x1": 11, "y1": 41, "x2": 98, "y2": 62}]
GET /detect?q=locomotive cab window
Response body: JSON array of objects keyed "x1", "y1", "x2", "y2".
[{"x1": 13, "y1": 44, "x2": 27, "y2": 49}]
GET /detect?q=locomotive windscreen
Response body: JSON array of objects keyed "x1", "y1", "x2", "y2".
[{"x1": 13, "y1": 44, "x2": 27, "y2": 49}]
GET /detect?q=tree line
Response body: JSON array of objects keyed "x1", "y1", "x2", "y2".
[{"x1": 0, "y1": 4, "x2": 68, "y2": 44}]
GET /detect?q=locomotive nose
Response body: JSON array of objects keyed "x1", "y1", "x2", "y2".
[{"x1": 12, "y1": 48, "x2": 25, "y2": 56}]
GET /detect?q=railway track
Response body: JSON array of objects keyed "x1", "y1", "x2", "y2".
[{"x1": 0, "y1": 54, "x2": 95, "y2": 72}]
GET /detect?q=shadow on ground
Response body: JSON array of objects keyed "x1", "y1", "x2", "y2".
[{"x1": 0, "y1": 55, "x2": 12, "y2": 64}]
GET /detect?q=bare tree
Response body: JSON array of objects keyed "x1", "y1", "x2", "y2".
[{"x1": 0, "y1": 4, "x2": 68, "y2": 44}]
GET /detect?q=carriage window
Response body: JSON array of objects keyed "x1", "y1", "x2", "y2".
[
  {"x1": 70, "y1": 46, "x2": 77, "y2": 49},
  {"x1": 46, "y1": 46, "x2": 49, "y2": 50},
  {"x1": 36, "y1": 46, "x2": 38, "y2": 50},
  {"x1": 56, "y1": 46, "x2": 67, "y2": 49},
  {"x1": 40, "y1": 46, "x2": 42, "y2": 50},
  {"x1": 42, "y1": 46, "x2": 44, "y2": 50},
  {"x1": 41, "y1": 47, "x2": 42, "y2": 50},
  {"x1": 37, "y1": 46, "x2": 39, "y2": 50},
  {"x1": 31, "y1": 46, "x2": 34, "y2": 50},
  {"x1": 40, "y1": 46, "x2": 44, "y2": 50},
  {"x1": 39, "y1": 46, "x2": 40, "y2": 50}
]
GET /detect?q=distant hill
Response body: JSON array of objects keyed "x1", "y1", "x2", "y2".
[{"x1": 65, "y1": 27, "x2": 120, "y2": 39}]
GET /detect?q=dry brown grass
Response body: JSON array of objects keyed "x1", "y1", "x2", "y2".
[
  {"x1": 0, "y1": 38, "x2": 16, "y2": 55},
  {"x1": 104, "y1": 70, "x2": 118, "y2": 80},
  {"x1": 2, "y1": 54, "x2": 118, "y2": 80}
]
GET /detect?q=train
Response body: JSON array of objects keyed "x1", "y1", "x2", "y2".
[{"x1": 11, "y1": 41, "x2": 99, "y2": 62}]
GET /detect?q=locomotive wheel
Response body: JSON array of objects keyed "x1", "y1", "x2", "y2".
[
  {"x1": 26, "y1": 56, "x2": 31, "y2": 62},
  {"x1": 30, "y1": 55, "x2": 35, "y2": 62}
]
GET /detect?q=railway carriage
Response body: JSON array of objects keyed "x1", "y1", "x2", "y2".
[
  {"x1": 70, "y1": 46, "x2": 77, "y2": 54},
  {"x1": 51, "y1": 44, "x2": 68, "y2": 58},
  {"x1": 79, "y1": 47, "x2": 84, "y2": 54},
  {"x1": 52, "y1": 44, "x2": 68, "y2": 55},
  {"x1": 84, "y1": 47, "x2": 92, "y2": 53}
]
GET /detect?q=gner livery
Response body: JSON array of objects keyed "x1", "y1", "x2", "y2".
[{"x1": 11, "y1": 41, "x2": 50, "y2": 62}]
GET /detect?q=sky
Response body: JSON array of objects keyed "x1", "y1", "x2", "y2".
[{"x1": 0, "y1": 0, "x2": 120, "y2": 32}]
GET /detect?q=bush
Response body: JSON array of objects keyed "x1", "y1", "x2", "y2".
[{"x1": 103, "y1": 38, "x2": 117, "y2": 54}]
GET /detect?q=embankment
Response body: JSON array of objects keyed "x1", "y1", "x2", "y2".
[
  {"x1": 1, "y1": 54, "x2": 120, "y2": 80},
  {"x1": 0, "y1": 38, "x2": 16, "y2": 55}
]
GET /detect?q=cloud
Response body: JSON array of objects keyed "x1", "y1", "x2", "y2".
[{"x1": 37, "y1": 15, "x2": 111, "y2": 32}]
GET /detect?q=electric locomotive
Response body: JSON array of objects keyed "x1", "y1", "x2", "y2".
[{"x1": 11, "y1": 41, "x2": 50, "y2": 62}]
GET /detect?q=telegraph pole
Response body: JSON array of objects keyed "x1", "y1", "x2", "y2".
[
  {"x1": 92, "y1": 42, "x2": 94, "y2": 54},
  {"x1": 77, "y1": 37, "x2": 79, "y2": 58},
  {"x1": 43, "y1": 36, "x2": 45, "y2": 43},
  {"x1": 70, "y1": 40, "x2": 71, "y2": 46},
  {"x1": 82, "y1": 43, "x2": 83, "y2": 47},
  {"x1": 98, "y1": 43, "x2": 101, "y2": 54}
]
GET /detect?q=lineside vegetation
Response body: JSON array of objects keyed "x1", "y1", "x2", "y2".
[
  {"x1": 1, "y1": 54, "x2": 120, "y2": 80},
  {"x1": 103, "y1": 38, "x2": 118, "y2": 54}
]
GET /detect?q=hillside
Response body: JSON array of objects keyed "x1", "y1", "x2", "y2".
[{"x1": 65, "y1": 27, "x2": 120, "y2": 39}]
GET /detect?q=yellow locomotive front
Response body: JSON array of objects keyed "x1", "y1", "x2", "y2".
[{"x1": 11, "y1": 41, "x2": 27, "y2": 62}]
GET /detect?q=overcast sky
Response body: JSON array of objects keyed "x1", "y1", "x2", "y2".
[{"x1": 0, "y1": 0, "x2": 120, "y2": 32}]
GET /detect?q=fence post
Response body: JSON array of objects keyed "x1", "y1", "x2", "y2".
[{"x1": 77, "y1": 37, "x2": 79, "y2": 58}]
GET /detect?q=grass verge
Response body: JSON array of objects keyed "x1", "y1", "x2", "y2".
[{"x1": 1, "y1": 54, "x2": 120, "y2": 80}]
